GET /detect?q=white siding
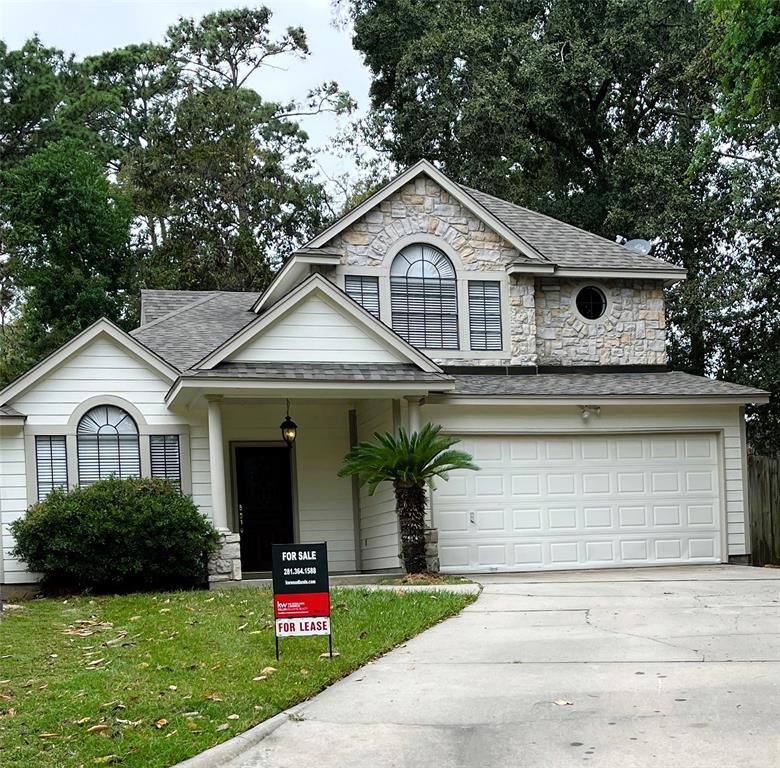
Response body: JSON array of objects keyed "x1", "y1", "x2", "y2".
[
  {"x1": 189, "y1": 413, "x2": 212, "y2": 521},
  {"x1": 356, "y1": 400, "x2": 401, "y2": 571},
  {"x1": 0, "y1": 427, "x2": 35, "y2": 583},
  {"x1": 12, "y1": 337, "x2": 178, "y2": 426},
  {"x1": 425, "y1": 402, "x2": 749, "y2": 558},
  {"x1": 220, "y1": 402, "x2": 357, "y2": 572},
  {"x1": 228, "y1": 294, "x2": 406, "y2": 364},
  {"x1": 2, "y1": 334, "x2": 189, "y2": 583}
]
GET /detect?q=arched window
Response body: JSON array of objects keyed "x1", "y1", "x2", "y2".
[
  {"x1": 390, "y1": 244, "x2": 459, "y2": 349},
  {"x1": 77, "y1": 405, "x2": 141, "y2": 486}
]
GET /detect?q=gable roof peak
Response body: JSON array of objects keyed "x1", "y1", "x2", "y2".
[
  {"x1": 305, "y1": 160, "x2": 549, "y2": 263},
  {"x1": 195, "y1": 272, "x2": 444, "y2": 374}
]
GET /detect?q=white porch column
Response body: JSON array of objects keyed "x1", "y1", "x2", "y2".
[
  {"x1": 206, "y1": 396, "x2": 228, "y2": 530},
  {"x1": 406, "y1": 396, "x2": 422, "y2": 434}
]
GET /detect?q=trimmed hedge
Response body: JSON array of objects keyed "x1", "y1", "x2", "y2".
[{"x1": 10, "y1": 477, "x2": 220, "y2": 592}]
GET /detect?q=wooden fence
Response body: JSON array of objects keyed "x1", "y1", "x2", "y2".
[{"x1": 748, "y1": 454, "x2": 780, "y2": 566}]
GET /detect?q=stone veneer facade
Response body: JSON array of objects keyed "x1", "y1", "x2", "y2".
[
  {"x1": 535, "y1": 279, "x2": 667, "y2": 366},
  {"x1": 325, "y1": 177, "x2": 668, "y2": 367}
]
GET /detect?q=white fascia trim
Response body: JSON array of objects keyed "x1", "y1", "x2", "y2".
[
  {"x1": 165, "y1": 376, "x2": 454, "y2": 405},
  {"x1": 251, "y1": 252, "x2": 342, "y2": 314},
  {"x1": 425, "y1": 394, "x2": 770, "y2": 406},
  {"x1": 0, "y1": 416, "x2": 26, "y2": 426},
  {"x1": 506, "y1": 263, "x2": 556, "y2": 275},
  {"x1": 195, "y1": 273, "x2": 444, "y2": 374},
  {"x1": 0, "y1": 318, "x2": 178, "y2": 405},
  {"x1": 554, "y1": 268, "x2": 687, "y2": 281},
  {"x1": 505, "y1": 264, "x2": 687, "y2": 281},
  {"x1": 305, "y1": 159, "x2": 549, "y2": 264}
]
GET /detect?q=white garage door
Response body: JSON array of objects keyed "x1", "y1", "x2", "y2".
[{"x1": 435, "y1": 434, "x2": 722, "y2": 572}]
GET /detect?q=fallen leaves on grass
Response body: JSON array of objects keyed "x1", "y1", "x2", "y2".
[
  {"x1": 260, "y1": 666, "x2": 277, "y2": 676},
  {"x1": 87, "y1": 724, "x2": 110, "y2": 734},
  {"x1": 155, "y1": 719, "x2": 168, "y2": 728},
  {"x1": 93, "y1": 755, "x2": 118, "y2": 764}
]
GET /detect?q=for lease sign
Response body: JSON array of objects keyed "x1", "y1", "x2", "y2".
[{"x1": 271, "y1": 542, "x2": 330, "y2": 638}]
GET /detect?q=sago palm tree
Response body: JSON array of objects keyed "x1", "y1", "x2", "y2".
[{"x1": 339, "y1": 423, "x2": 478, "y2": 574}]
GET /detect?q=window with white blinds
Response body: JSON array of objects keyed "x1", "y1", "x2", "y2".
[
  {"x1": 35, "y1": 435, "x2": 68, "y2": 500},
  {"x1": 77, "y1": 405, "x2": 141, "y2": 486},
  {"x1": 468, "y1": 281, "x2": 503, "y2": 350},
  {"x1": 150, "y1": 435, "x2": 181, "y2": 488},
  {"x1": 344, "y1": 274, "x2": 380, "y2": 318},
  {"x1": 390, "y1": 244, "x2": 459, "y2": 349}
]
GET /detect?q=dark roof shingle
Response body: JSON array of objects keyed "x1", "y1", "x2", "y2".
[
  {"x1": 451, "y1": 371, "x2": 767, "y2": 399},
  {"x1": 184, "y1": 362, "x2": 453, "y2": 384},
  {"x1": 131, "y1": 291, "x2": 260, "y2": 370},
  {"x1": 461, "y1": 186, "x2": 682, "y2": 272}
]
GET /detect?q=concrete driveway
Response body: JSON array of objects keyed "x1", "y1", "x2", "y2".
[{"x1": 227, "y1": 565, "x2": 780, "y2": 768}]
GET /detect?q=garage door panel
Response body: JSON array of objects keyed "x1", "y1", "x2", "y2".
[
  {"x1": 435, "y1": 433, "x2": 722, "y2": 572},
  {"x1": 653, "y1": 505, "x2": 682, "y2": 526},
  {"x1": 513, "y1": 508, "x2": 542, "y2": 530},
  {"x1": 548, "y1": 507, "x2": 577, "y2": 529},
  {"x1": 549, "y1": 541, "x2": 579, "y2": 563}
]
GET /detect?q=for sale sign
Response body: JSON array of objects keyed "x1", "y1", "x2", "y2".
[{"x1": 271, "y1": 543, "x2": 331, "y2": 652}]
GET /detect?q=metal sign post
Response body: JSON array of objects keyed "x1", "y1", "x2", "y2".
[{"x1": 271, "y1": 542, "x2": 332, "y2": 660}]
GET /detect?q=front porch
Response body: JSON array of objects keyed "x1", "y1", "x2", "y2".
[{"x1": 179, "y1": 384, "x2": 435, "y2": 585}]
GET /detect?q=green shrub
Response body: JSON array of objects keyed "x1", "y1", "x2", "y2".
[{"x1": 10, "y1": 477, "x2": 220, "y2": 592}]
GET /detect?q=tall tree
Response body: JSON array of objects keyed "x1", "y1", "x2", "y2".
[
  {"x1": 708, "y1": 0, "x2": 780, "y2": 147},
  {"x1": 0, "y1": 139, "x2": 134, "y2": 382},
  {"x1": 0, "y1": 37, "x2": 74, "y2": 169},
  {"x1": 122, "y1": 7, "x2": 353, "y2": 291}
]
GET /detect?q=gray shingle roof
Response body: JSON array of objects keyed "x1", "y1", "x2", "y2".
[
  {"x1": 451, "y1": 371, "x2": 768, "y2": 399},
  {"x1": 140, "y1": 289, "x2": 218, "y2": 325},
  {"x1": 131, "y1": 291, "x2": 260, "y2": 371},
  {"x1": 0, "y1": 403, "x2": 23, "y2": 417},
  {"x1": 461, "y1": 185, "x2": 681, "y2": 272},
  {"x1": 184, "y1": 362, "x2": 453, "y2": 384}
]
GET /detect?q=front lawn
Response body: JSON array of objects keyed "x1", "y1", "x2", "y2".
[{"x1": 0, "y1": 587, "x2": 473, "y2": 767}]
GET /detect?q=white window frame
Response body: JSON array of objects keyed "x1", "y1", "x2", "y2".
[
  {"x1": 570, "y1": 282, "x2": 612, "y2": 324},
  {"x1": 23, "y1": 395, "x2": 192, "y2": 505},
  {"x1": 467, "y1": 280, "x2": 503, "y2": 351},
  {"x1": 335, "y1": 234, "x2": 511, "y2": 359},
  {"x1": 34, "y1": 434, "x2": 68, "y2": 500}
]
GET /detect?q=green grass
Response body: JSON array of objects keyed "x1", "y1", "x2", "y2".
[{"x1": 0, "y1": 587, "x2": 473, "y2": 768}]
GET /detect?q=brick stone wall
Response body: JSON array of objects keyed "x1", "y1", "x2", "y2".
[
  {"x1": 534, "y1": 278, "x2": 667, "y2": 366},
  {"x1": 327, "y1": 179, "x2": 539, "y2": 366},
  {"x1": 325, "y1": 176, "x2": 668, "y2": 368}
]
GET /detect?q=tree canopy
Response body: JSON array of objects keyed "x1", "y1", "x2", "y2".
[{"x1": 0, "y1": 6, "x2": 352, "y2": 382}]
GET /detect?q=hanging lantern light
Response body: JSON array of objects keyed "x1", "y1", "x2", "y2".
[{"x1": 280, "y1": 399, "x2": 298, "y2": 446}]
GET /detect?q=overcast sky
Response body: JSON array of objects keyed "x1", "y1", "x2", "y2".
[{"x1": 0, "y1": 0, "x2": 372, "y2": 181}]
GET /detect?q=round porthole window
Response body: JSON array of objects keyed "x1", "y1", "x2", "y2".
[{"x1": 575, "y1": 286, "x2": 608, "y2": 320}]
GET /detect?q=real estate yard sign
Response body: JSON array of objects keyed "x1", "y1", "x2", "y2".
[{"x1": 271, "y1": 542, "x2": 332, "y2": 658}]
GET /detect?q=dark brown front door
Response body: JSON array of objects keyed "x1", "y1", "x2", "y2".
[{"x1": 235, "y1": 446, "x2": 294, "y2": 572}]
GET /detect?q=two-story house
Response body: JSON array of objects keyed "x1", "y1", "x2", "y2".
[{"x1": 0, "y1": 160, "x2": 768, "y2": 586}]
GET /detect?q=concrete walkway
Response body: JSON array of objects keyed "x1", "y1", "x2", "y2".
[{"x1": 223, "y1": 565, "x2": 780, "y2": 768}]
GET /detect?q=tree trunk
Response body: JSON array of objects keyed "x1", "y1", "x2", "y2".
[{"x1": 394, "y1": 480, "x2": 427, "y2": 573}]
